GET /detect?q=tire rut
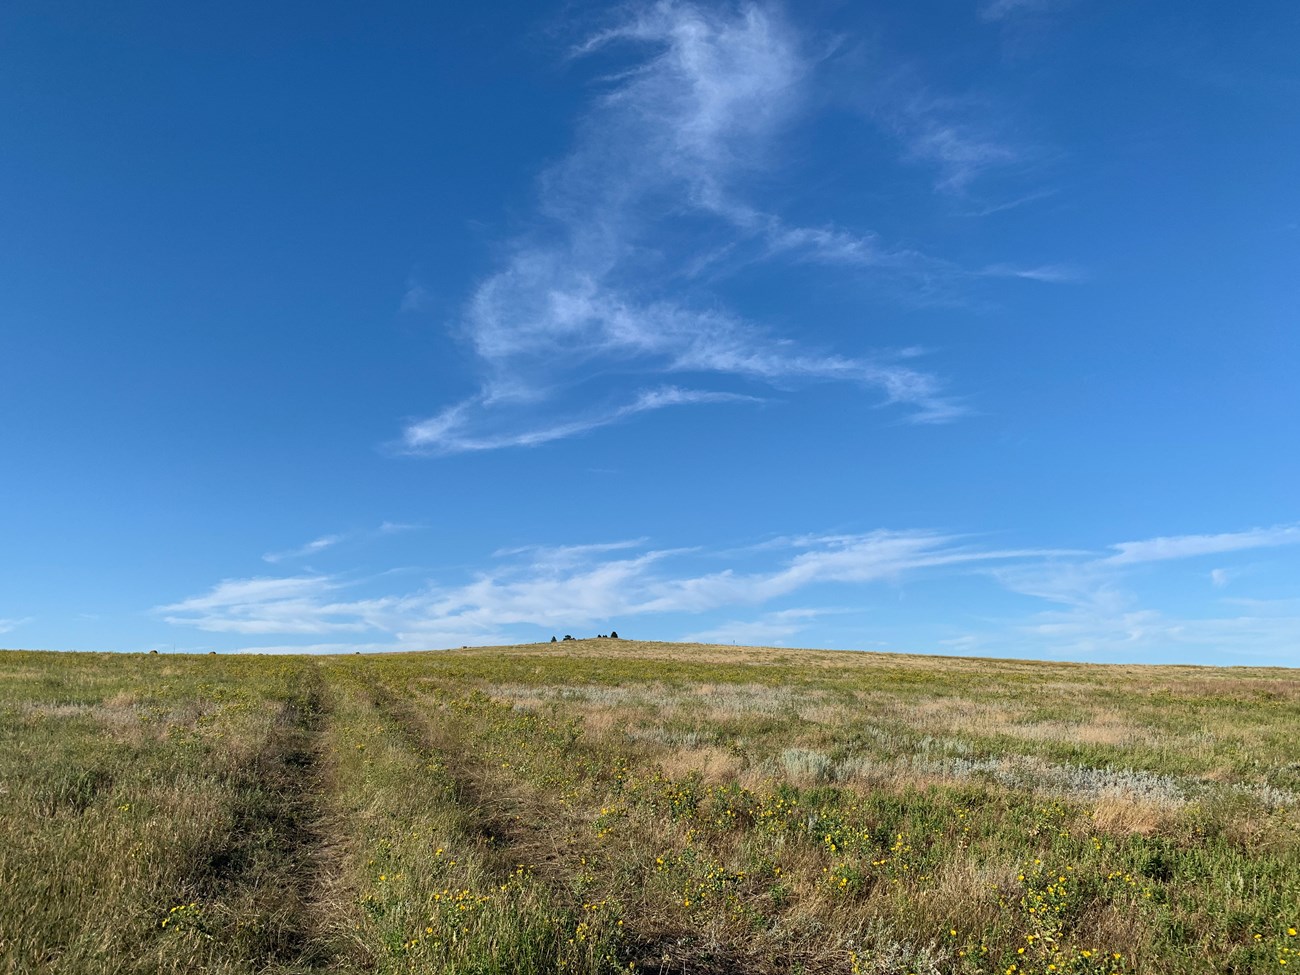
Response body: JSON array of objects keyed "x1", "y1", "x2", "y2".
[
  {"x1": 187, "y1": 661, "x2": 350, "y2": 972},
  {"x1": 356, "y1": 682, "x2": 548, "y2": 874},
  {"x1": 358, "y1": 683, "x2": 784, "y2": 974}
]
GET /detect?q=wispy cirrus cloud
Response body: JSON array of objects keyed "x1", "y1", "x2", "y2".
[
  {"x1": 899, "y1": 115, "x2": 1021, "y2": 194},
  {"x1": 493, "y1": 538, "x2": 651, "y2": 568},
  {"x1": 1210, "y1": 567, "x2": 1241, "y2": 589},
  {"x1": 379, "y1": 521, "x2": 421, "y2": 535},
  {"x1": 681, "y1": 607, "x2": 829, "y2": 646},
  {"x1": 984, "y1": 523, "x2": 1300, "y2": 661},
  {"x1": 264, "y1": 534, "x2": 345, "y2": 564},
  {"x1": 1010, "y1": 606, "x2": 1300, "y2": 663},
  {"x1": 993, "y1": 524, "x2": 1300, "y2": 605},
  {"x1": 400, "y1": 281, "x2": 434, "y2": 314},
  {"x1": 1103, "y1": 524, "x2": 1300, "y2": 565},
  {"x1": 978, "y1": 263, "x2": 1085, "y2": 284},
  {"x1": 404, "y1": 387, "x2": 760, "y2": 454},
  {"x1": 978, "y1": 0, "x2": 1070, "y2": 22},
  {"x1": 0, "y1": 617, "x2": 32, "y2": 635},
  {"x1": 158, "y1": 520, "x2": 1300, "y2": 663},
  {"x1": 400, "y1": 1, "x2": 985, "y2": 455},
  {"x1": 263, "y1": 522, "x2": 424, "y2": 563},
  {"x1": 960, "y1": 188, "x2": 1059, "y2": 218},
  {"x1": 991, "y1": 524, "x2": 1300, "y2": 619},
  {"x1": 157, "y1": 576, "x2": 371, "y2": 635},
  {"x1": 858, "y1": 75, "x2": 1032, "y2": 196},
  {"x1": 158, "y1": 529, "x2": 1045, "y2": 648}
]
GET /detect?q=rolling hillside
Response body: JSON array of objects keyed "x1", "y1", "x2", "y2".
[{"x1": 1, "y1": 641, "x2": 1297, "y2": 974}]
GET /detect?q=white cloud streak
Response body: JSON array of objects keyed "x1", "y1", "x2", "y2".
[
  {"x1": 157, "y1": 577, "x2": 375, "y2": 635},
  {"x1": 903, "y1": 118, "x2": 1020, "y2": 194},
  {"x1": 158, "y1": 520, "x2": 1300, "y2": 664},
  {"x1": 681, "y1": 607, "x2": 826, "y2": 645},
  {"x1": 978, "y1": 263, "x2": 1085, "y2": 284},
  {"x1": 0, "y1": 617, "x2": 32, "y2": 635},
  {"x1": 493, "y1": 538, "x2": 651, "y2": 568},
  {"x1": 1210, "y1": 567, "x2": 1237, "y2": 589},
  {"x1": 400, "y1": 282, "x2": 433, "y2": 314},
  {"x1": 993, "y1": 524, "x2": 1300, "y2": 607},
  {"x1": 404, "y1": 387, "x2": 759, "y2": 453},
  {"x1": 263, "y1": 523, "x2": 427, "y2": 563},
  {"x1": 858, "y1": 76, "x2": 1031, "y2": 196},
  {"x1": 264, "y1": 534, "x2": 344, "y2": 564},
  {"x1": 401, "y1": 1, "x2": 975, "y2": 455},
  {"x1": 1011, "y1": 606, "x2": 1300, "y2": 664},
  {"x1": 960, "y1": 188, "x2": 1059, "y2": 217},
  {"x1": 158, "y1": 530, "x2": 1043, "y2": 648},
  {"x1": 1104, "y1": 524, "x2": 1300, "y2": 565},
  {"x1": 979, "y1": 0, "x2": 1069, "y2": 21},
  {"x1": 983, "y1": 524, "x2": 1300, "y2": 662}
]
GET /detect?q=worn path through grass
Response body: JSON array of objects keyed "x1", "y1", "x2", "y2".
[
  {"x1": 2, "y1": 642, "x2": 1298, "y2": 974},
  {"x1": 0, "y1": 656, "x2": 356, "y2": 973}
]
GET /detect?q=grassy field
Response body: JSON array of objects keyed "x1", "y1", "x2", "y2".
[{"x1": 1, "y1": 640, "x2": 1297, "y2": 974}]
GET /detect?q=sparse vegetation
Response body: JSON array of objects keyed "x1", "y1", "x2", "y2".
[{"x1": 1, "y1": 641, "x2": 1297, "y2": 973}]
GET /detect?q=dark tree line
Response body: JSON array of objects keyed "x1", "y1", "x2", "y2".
[{"x1": 550, "y1": 630, "x2": 619, "y2": 643}]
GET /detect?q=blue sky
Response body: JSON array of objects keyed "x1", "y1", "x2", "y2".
[{"x1": 2, "y1": 0, "x2": 1298, "y2": 665}]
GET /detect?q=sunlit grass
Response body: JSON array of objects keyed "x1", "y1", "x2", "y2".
[{"x1": 1, "y1": 640, "x2": 1296, "y2": 973}]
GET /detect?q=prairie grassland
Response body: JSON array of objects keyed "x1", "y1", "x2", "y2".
[{"x1": 1, "y1": 641, "x2": 1297, "y2": 974}]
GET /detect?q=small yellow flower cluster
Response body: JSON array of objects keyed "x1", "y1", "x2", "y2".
[
  {"x1": 1271, "y1": 924, "x2": 1298, "y2": 967},
  {"x1": 160, "y1": 901, "x2": 204, "y2": 934},
  {"x1": 673, "y1": 860, "x2": 748, "y2": 912},
  {"x1": 429, "y1": 887, "x2": 494, "y2": 910},
  {"x1": 995, "y1": 862, "x2": 1134, "y2": 974},
  {"x1": 593, "y1": 803, "x2": 627, "y2": 838},
  {"x1": 823, "y1": 860, "x2": 863, "y2": 893}
]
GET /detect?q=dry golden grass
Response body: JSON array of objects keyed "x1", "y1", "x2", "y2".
[
  {"x1": 2, "y1": 640, "x2": 1298, "y2": 974},
  {"x1": 655, "y1": 745, "x2": 745, "y2": 784},
  {"x1": 1089, "y1": 795, "x2": 1177, "y2": 836}
]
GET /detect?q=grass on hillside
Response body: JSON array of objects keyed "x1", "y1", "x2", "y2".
[{"x1": 1, "y1": 640, "x2": 1297, "y2": 974}]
